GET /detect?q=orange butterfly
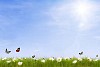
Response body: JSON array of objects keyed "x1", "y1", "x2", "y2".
[{"x1": 16, "y1": 47, "x2": 20, "y2": 52}]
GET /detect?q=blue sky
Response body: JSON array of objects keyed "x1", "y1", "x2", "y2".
[{"x1": 0, "y1": 0, "x2": 100, "y2": 58}]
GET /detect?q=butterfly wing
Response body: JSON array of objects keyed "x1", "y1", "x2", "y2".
[
  {"x1": 17, "y1": 48, "x2": 20, "y2": 50},
  {"x1": 16, "y1": 48, "x2": 20, "y2": 52},
  {"x1": 32, "y1": 55, "x2": 35, "y2": 58},
  {"x1": 81, "y1": 52, "x2": 83, "y2": 55},
  {"x1": 8, "y1": 51, "x2": 11, "y2": 54},
  {"x1": 16, "y1": 50, "x2": 19, "y2": 52},
  {"x1": 5, "y1": 49, "x2": 7, "y2": 53},
  {"x1": 79, "y1": 53, "x2": 81, "y2": 55},
  {"x1": 5, "y1": 49, "x2": 11, "y2": 54},
  {"x1": 96, "y1": 55, "x2": 98, "y2": 57}
]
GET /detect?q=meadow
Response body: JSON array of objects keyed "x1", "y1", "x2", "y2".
[{"x1": 0, "y1": 57, "x2": 100, "y2": 67}]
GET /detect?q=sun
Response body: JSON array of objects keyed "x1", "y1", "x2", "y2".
[
  {"x1": 76, "y1": 3, "x2": 88, "y2": 16},
  {"x1": 72, "y1": 0, "x2": 94, "y2": 31},
  {"x1": 74, "y1": 1, "x2": 92, "y2": 18}
]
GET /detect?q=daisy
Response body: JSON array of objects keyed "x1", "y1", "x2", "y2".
[
  {"x1": 77, "y1": 58, "x2": 82, "y2": 61},
  {"x1": 49, "y1": 57, "x2": 54, "y2": 61},
  {"x1": 87, "y1": 57, "x2": 92, "y2": 61},
  {"x1": 2, "y1": 57, "x2": 7, "y2": 60},
  {"x1": 41, "y1": 59, "x2": 45, "y2": 63},
  {"x1": 56, "y1": 57, "x2": 62, "y2": 62},
  {"x1": 18, "y1": 62, "x2": 23, "y2": 66},
  {"x1": 6, "y1": 60, "x2": 11, "y2": 63},
  {"x1": 72, "y1": 60, "x2": 77, "y2": 64}
]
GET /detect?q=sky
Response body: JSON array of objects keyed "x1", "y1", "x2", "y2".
[{"x1": 0, "y1": 0, "x2": 100, "y2": 58}]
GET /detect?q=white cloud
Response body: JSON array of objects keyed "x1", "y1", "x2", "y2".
[
  {"x1": 78, "y1": 21, "x2": 94, "y2": 31},
  {"x1": 94, "y1": 36, "x2": 100, "y2": 40},
  {"x1": 45, "y1": 2, "x2": 74, "y2": 31}
]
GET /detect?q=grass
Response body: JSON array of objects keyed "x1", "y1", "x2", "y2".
[{"x1": 0, "y1": 57, "x2": 100, "y2": 67}]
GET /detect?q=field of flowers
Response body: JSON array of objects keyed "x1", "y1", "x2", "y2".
[{"x1": 0, "y1": 57, "x2": 100, "y2": 67}]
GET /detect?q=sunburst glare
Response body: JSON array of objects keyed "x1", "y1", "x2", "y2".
[{"x1": 73, "y1": 0, "x2": 93, "y2": 18}]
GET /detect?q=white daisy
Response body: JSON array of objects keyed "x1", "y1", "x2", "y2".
[
  {"x1": 77, "y1": 58, "x2": 82, "y2": 61},
  {"x1": 6, "y1": 60, "x2": 11, "y2": 63},
  {"x1": 49, "y1": 57, "x2": 54, "y2": 61},
  {"x1": 56, "y1": 57, "x2": 62, "y2": 62},
  {"x1": 18, "y1": 62, "x2": 23, "y2": 66},
  {"x1": 87, "y1": 57, "x2": 92, "y2": 61},
  {"x1": 12, "y1": 58, "x2": 17, "y2": 62},
  {"x1": 64, "y1": 57, "x2": 70, "y2": 60},
  {"x1": 2, "y1": 57, "x2": 7, "y2": 60},
  {"x1": 41, "y1": 59, "x2": 45, "y2": 63},
  {"x1": 94, "y1": 59, "x2": 98, "y2": 61},
  {"x1": 72, "y1": 60, "x2": 77, "y2": 64}
]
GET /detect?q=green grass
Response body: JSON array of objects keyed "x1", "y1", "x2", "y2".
[{"x1": 0, "y1": 57, "x2": 100, "y2": 67}]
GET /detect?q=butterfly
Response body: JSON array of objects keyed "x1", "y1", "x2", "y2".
[
  {"x1": 79, "y1": 51, "x2": 83, "y2": 55},
  {"x1": 96, "y1": 55, "x2": 98, "y2": 57},
  {"x1": 16, "y1": 47, "x2": 20, "y2": 52},
  {"x1": 32, "y1": 55, "x2": 35, "y2": 58},
  {"x1": 5, "y1": 48, "x2": 11, "y2": 54}
]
